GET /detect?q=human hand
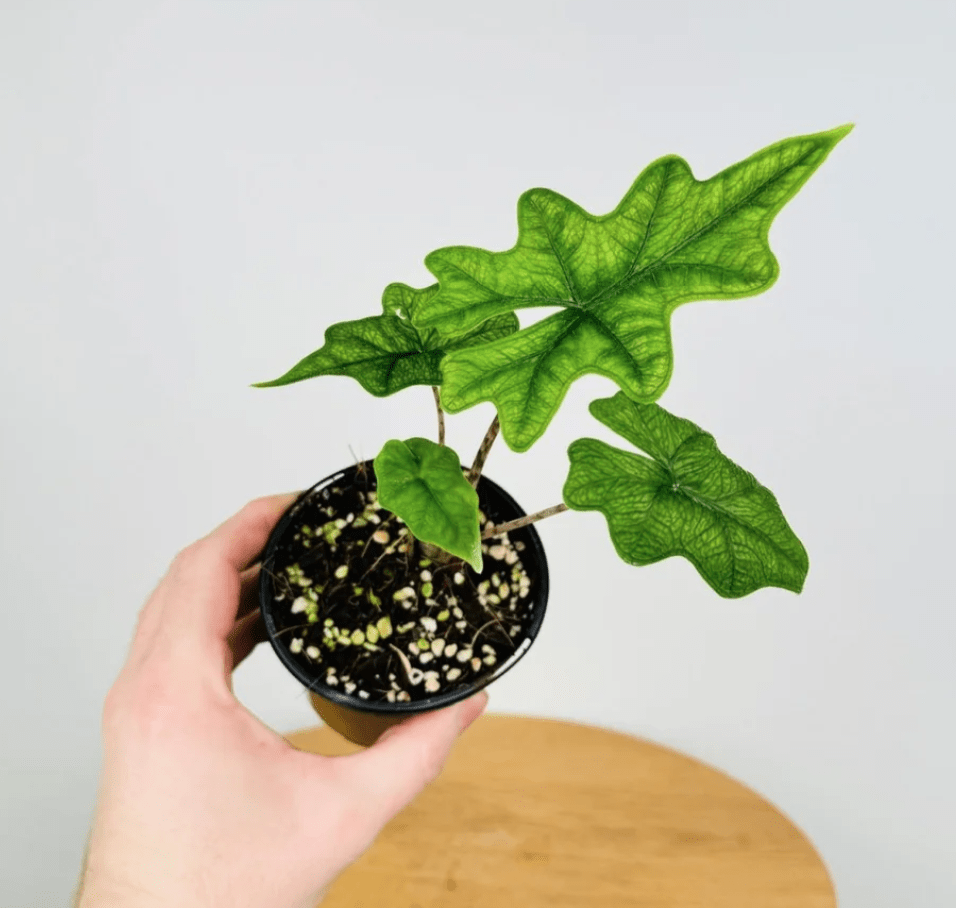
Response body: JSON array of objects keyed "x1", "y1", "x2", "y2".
[{"x1": 75, "y1": 494, "x2": 488, "y2": 908}]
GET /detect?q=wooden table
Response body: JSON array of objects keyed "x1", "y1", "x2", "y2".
[{"x1": 286, "y1": 714, "x2": 836, "y2": 907}]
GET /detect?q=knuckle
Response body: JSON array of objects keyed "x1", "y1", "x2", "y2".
[
  {"x1": 101, "y1": 668, "x2": 179, "y2": 743},
  {"x1": 242, "y1": 495, "x2": 283, "y2": 530},
  {"x1": 168, "y1": 539, "x2": 218, "y2": 586},
  {"x1": 410, "y1": 738, "x2": 446, "y2": 786},
  {"x1": 171, "y1": 538, "x2": 209, "y2": 570}
]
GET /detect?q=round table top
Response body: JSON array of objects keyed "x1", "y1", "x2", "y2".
[{"x1": 285, "y1": 714, "x2": 835, "y2": 908}]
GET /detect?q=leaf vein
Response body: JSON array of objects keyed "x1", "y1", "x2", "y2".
[
  {"x1": 527, "y1": 195, "x2": 581, "y2": 304},
  {"x1": 589, "y1": 143, "x2": 819, "y2": 307}
]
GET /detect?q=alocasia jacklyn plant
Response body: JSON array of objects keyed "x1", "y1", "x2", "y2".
[{"x1": 257, "y1": 124, "x2": 850, "y2": 599}]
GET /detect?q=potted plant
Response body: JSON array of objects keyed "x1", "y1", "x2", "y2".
[{"x1": 254, "y1": 124, "x2": 851, "y2": 746}]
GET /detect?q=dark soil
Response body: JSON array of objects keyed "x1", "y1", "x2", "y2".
[{"x1": 263, "y1": 465, "x2": 540, "y2": 704}]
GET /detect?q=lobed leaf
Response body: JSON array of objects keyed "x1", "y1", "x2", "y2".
[
  {"x1": 563, "y1": 393, "x2": 809, "y2": 597},
  {"x1": 253, "y1": 283, "x2": 518, "y2": 396},
  {"x1": 418, "y1": 125, "x2": 852, "y2": 451},
  {"x1": 374, "y1": 437, "x2": 482, "y2": 571}
]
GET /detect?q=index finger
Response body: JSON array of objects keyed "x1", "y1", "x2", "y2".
[
  {"x1": 203, "y1": 492, "x2": 300, "y2": 573},
  {"x1": 160, "y1": 492, "x2": 300, "y2": 646}
]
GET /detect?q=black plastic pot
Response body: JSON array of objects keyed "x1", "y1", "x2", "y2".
[{"x1": 259, "y1": 461, "x2": 549, "y2": 746}]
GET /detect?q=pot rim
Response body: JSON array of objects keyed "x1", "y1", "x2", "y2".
[{"x1": 258, "y1": 460, "x2": 550, "y2": 716}]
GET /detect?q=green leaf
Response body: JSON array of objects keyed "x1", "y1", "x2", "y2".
[
  {"x1": 253, "y1": 283, "x2": 518, "y2": 396},
  {"x1": 374, "y1": 437, "x2": 482, "y2": 571},
  {"x1": 418, "y1": 125, "x2": 852, "y2": 450},
  {"x1": 564, "y1": 393, "x2": 809, "y2": 597}
]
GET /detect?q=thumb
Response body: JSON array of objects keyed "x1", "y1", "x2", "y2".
[{"x1": 337, "y1": 692, "x2": 488, "y2": 831}]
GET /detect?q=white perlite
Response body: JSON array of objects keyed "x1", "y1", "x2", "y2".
[
  {"x1": 390, "y1": 643, "x2": 424, "y2": 686},
  {"x1": 289, "y1": 638, "x2": 303, "y2": 654},
  {"x1": 306, "y1": 646, "x2": 320, "y2": 660}
]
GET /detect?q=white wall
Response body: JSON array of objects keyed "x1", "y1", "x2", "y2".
[{"x1": 1, "y1": 2, "x2": 953, "y2": 905}]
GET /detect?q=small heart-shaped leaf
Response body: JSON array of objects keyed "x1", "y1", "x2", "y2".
[
  {"x1": 253, "y1": 284, "x2": 518, "y2": 396},
  {"x1": 564, "y1": 393, "x2": 809, "y2": 597},
  {"x1": 374, "y1": 437, "x2": 482, "y2": 571}
]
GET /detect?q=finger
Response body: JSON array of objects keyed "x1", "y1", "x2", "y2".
[
  {"x1": 329, "y1": 692, "x2": 488, "y2": 830},
  {"x1": 162, "y1": 493, "x2": 299, "y2": 643},
  {"x1": 227, "y1": 608, "x2": 268, "y2": 673},
  {"x1": 204, "y1": 492, "x2": 301, "y2": 574},
  {"x1": 237, "y1": 564, "x2": 263, "y2": 620}
]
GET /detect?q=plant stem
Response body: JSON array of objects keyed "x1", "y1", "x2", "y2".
[
  {"x1": 273, "y1": 623, "x2": 315, "y2": 638},
  {"x1": 359, "y1": 530, "x2": 404, "y2": 582},
  {"x1": 470, "y1": 616, "x2": 513, "y2": 650},
  {"x1": 431, "y1": 386, "x2": 445, "y2": 446},
  {"x1": 418, "y1": 539, "x2": 458, "y2": 566},
  {"x1": 469, "y1": 415, "x2": 500, "y2": 486},
  {"x1": 481, "y1": 503, "x2": 569, "y2": 540}
]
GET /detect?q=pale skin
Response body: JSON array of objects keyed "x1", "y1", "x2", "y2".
[{"x1": 74, "y1": 493, "x2": 488, "y2": 908}]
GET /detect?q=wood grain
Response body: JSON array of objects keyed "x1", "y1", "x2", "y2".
[{"x1": 285, "y1": 714, "x2": 836, "y2": 908}]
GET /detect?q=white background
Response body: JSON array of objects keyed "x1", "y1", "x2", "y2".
[{"x1": 1, "y1": 1, "x2": 953, "y2": 905}]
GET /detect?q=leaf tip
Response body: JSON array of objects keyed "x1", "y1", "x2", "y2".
[
  {"x1": 792, "y1": 558, "x2": 810, "y2": 595},
  {"x1": 466, "y1": 550, "x2": 484, "y2": 573},
  {"x1": 828, "y1": 122, "x2": 855, "y2": 143}
]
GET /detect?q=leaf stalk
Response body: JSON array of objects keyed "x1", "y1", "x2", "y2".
[
  {"x1": 481, "y1": 502, "x2": 568, "y2": 540},
  {"x1": 469, "y1": 415, "x2": 500, "y2": 487},
  {"x1": 431, "y1": 386, "x2": 445, "y2": 446}
]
